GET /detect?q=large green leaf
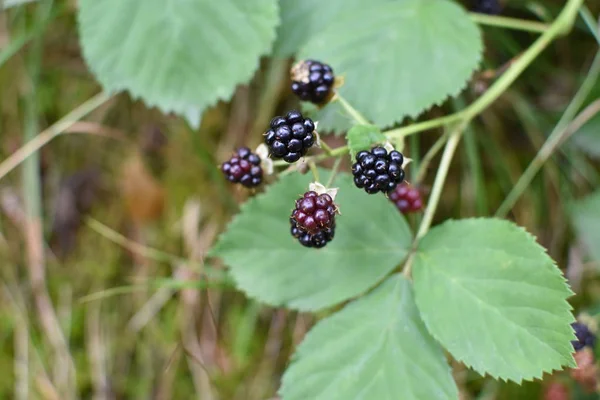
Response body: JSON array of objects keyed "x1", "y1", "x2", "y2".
[
  {"x1": 77, "y1": 0, "x2": 278, "y2": 125},
  {"x1": 573, "y1": 112, "x2": 600, "y2": 159},
  {"x1": 571, "y1": 191, "x2": 600, "y2": 262},
  {"x1": 210, "y1": 171, "x2": 412, "y2": 311},
  {"x1": 413, "y1": 219, "x2": 576, "y2": 382},
  {"x1": 299, "y1": 0, "x2": 482, "y2": 133},
  {"x1": 280, "y1": 274, "x2": 458, "y2": 400},
  {"x1": 273, "y1": 0, "x2": 392, "y2": 57}
]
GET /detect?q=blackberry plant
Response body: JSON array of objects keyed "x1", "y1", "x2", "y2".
[{"x1": 73, "y1": 0, "x2": 590, "y2": 398}]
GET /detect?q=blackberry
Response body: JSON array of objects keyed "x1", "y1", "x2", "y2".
[
  {"x1": 389, "y1": 183, "x2": 423, "y2": 213},
  {"x1": 472, "y1": 0, "x2": 501, "y2": 15},
  {"x1": 264, "y1": 110, "x2": 316, "y2": 163},
  {"x1": 291, "y1": 60, "x2": 335, "y2": 105},
  {"x1": 290, "y1": 218, "x2": 335, "y2": 249},
  {"x1": 572, "y1": 322, "x2": 596, "y2": 351},
  {"x1": 221, "y1": 147, "x2": 262, "y2": 188},
  {"x1": 291, "y1": 191, "x2": 337, "y2": 233},
  {"x1": 351, "y1": 147, "x2": 405, "y2": 194}
]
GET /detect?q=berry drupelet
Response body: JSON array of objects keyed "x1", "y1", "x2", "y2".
[
  {"x1": 221, "y1": 147, "x2": 263, "y2": 188},
  {"x1": 264, "y1": 110, "x2": 316, "y2": 163},
  {"x1": 572, "y1": 322, "x2": 596, "y2": 351},
  {"x1": 472, "y1": 0, "x2": 501, "y2": 15},
  {"x1": 291, "y1": 60, "x2": 335, "y2": 105},
  {"x1": 290, "y1": 218, "x2": 336, "y2": 248},
  {"x1": 352, "y1": 147, "x2": 405, "y2": 194},
  {"x1": 389, "y1": 183, "x2": 423, "y2": 214},
  {"x1": 291, "y1": 191, "x2": 337, "y2": 233}
]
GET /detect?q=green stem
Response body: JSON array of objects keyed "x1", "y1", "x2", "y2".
[
  {"x1": 309, "y1": 161, "x2": 320, "y2": 182},
  {"x1": 579, "y1": 6, "x2": 600, "y2": 45},
  {"x1": 415, "y1": 131, "x2": 451, "y2": 184},
  {"x1": 496, "y1": 49, "x2": 600, "y2": 217},
  {"x1": 470, "y1": 13, "x2": 549, "y2": 33},
  {"x1": 326, "y1": 157, "x2": 343, "y2": 187},
  {"x1": 335, "y1": 94, "x2": 369, "y2": 125},
  {"x1": 320, "y1": 140, "x2": 334, "y2": 155},
  {"x1": 384, "y1": 113, "x2": 463, "y2": 140}
]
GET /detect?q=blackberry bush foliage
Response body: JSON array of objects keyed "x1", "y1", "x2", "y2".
[{"x1": 79, "y1": 0, "x2": 587, "y2": 398}]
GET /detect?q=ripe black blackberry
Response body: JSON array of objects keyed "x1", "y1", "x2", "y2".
[
  {"x1": 221, "y1": 147, "x2": 262, "y2": 188},
  {"x1": 290, "y1": 218, "x2": 335, "y2": 249},
  {"x1": 264, "y1": 110, "x2": 316, "y2": 163},
  {"x1": 291, "y1": 60, "x2": 335, "y2": 105},
  {"x1": 352, "y1": 147, "x2": 405, "y2": 194},
  {"x1": 472, "y1": 0, "x2": 501, "y2": 15},
  {"x1": 572, "y1": 322, "x2": 596, "y2": 351},
  {"x1": 291, "y1": 191, "x2": 337, "y2": 233}
]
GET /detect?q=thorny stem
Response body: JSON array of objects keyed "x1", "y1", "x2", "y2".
[{"x1": 470, "y1": 13, "x2": 549, "y2": 33}]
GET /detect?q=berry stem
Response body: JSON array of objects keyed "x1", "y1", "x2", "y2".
[
  {"x1": 335, "y1": 93, "x2": 370, "y2": 125},
  {"x1": 320, "y1": 140, "x2": 334, "y2": 155},
  {"x1": 309, "y1": 160, "x2": 320, "y2": 182},
  {"x1": 325, "y1": 156, "x2": 344, "y2": 187},
  {"x1": 414, "y1": 130, "x2": 451, "y2": 184},
  {"x1": 470, "y1": 13, "x2": 549, "y2": 33}
]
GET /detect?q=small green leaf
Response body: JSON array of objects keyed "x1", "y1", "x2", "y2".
[
  {"x1": 571, "y1": 191, "x2": 600, "y2": 262},
  {"x1": 413, "y1": 219, "x2": 576, "y2": 383},
  {"x1": 210, "y1": 171, "x2": 412, "y2": 311},
  {"x1": 78, "y1": 0, "x2": 278, "y2": 120},
  {"x1": 346, "y1": 124, "x2": 386, "y2": 160},
  {"x1": 573, "y1": 112, "x2": 600, "y2": 159},
  {"x1": 280, "y1": 274, "x2": 458, "y2": 400},
  {"x1": 300, "y1": 0, "x2": 482, "y2": 133}
]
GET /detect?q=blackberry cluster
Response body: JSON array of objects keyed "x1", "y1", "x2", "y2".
[
  {"x1": 291, "y1": 60, "x2": 335, "y2": 105},
  {"x1": 264, "y1": 110, "x2": 316, "y2": 163},
  {"x1": 290, "y1": 191, "x2": 337, "y2": 248},
  {"x1": 352, "y1": 147, "x2": 405, "y2": 194},
  {"x1": 389, "y1": 183, "x2": 423, "y2": 213},
  {"x1": 472, "y1": 0, "x2": 501, "y2": 15},
  {"x1": 572, "y1": 322, "x2": 596, "y2": 351},
  {"x1": 221, "y1": 147, "x2": 262, "y2": 188}
]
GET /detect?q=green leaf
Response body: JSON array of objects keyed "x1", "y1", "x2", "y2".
[
  {"x1": 210, "y1": 171, "x2": 412, "y2": 311},
  {"x1": 346, "y1": 124, "x2": 386, "y2": 160},
  {"x1": 273, "y1": 0, "x2": 391, "y2": 57},
  {"x1": 280, "y1": 274, "x2": 458, "y2": 400},
  {"x1": 573, "y1": 112, "x2": 600, "y2": 159},
  {"x1": 300, "y1": 0, "x2": 482, "y2": 133},
  {"x1": 78, "y1": 0, "x2": 278, "y2": 120},
  {"x1": 571, "y1": 191, "x2": 600, "y2": 262},
  {"x1": 413, "y1": 219, "x2": 576, "y2": 383}
]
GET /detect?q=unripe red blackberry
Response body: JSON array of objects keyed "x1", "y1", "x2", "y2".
[
  {"x1": 291, "y1": 191, "x2": 337, "y2": 233},
  {"x1": 389, "y1": 183, "x2": 423, "y2": 213},
  {"x1": 291, "y1": 60, "x2": 335, "y2": 105},
  {"x1": 221, "y1": 147, "x2": 263, "y2": 188},
  {"x1": 264, "y1": 110, "x2": 316, "y2": 163},
  {"x1": 352, "y1": 147, "x2": 405, "y2": 194},
  {"x1": 290, "y1": 218, "x2": 335, "y2": 249}
]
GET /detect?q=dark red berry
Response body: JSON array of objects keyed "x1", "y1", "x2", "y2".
[
  {"x1": 291, "y1": 191, "x2": 338, "y2": 234},
  {"x1": 291, "y1": 60, "x2": 335, "y2": 105},
  {"x1": 351, "y1": 147, "x2": 406, "y2": 194},
  {"x1": 389, "y1": 183, "x2": 423, "y2": 213},
  {"x1": 264, "y1": 111, "x2": 315, "y2": 163},
  {"x1": 290, "y1": 218, "x2": 335, "y2": 249},
  {"x1": 221, "y1": 147, "x2": 263, "y2": 188}
]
